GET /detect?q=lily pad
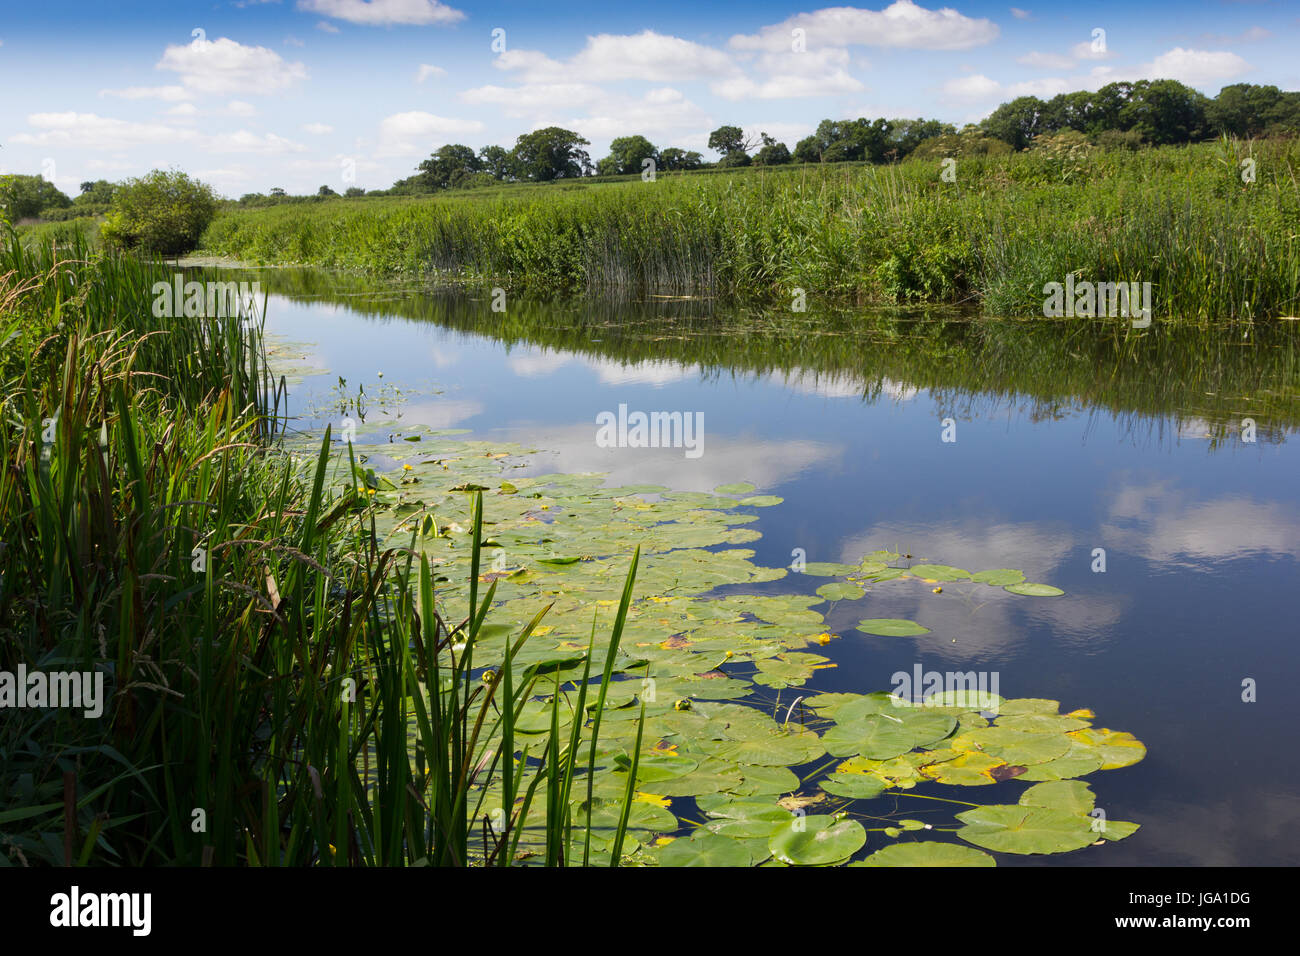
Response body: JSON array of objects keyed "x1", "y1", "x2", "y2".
[
  {"x1": 1004, "y1": 582, "x2": 1065, "y2": 597},
  {"x1": 970, "y1": 569, "x2": 1025, "y2": 586},
  {"x1": 817, "y1": 582, "x2": 865, "y2": 602},
  {"x1": 855, "y1": 842, "x2": 995, "y2": 867},
  {"x1": 801, "y1": 561, "x2": 860, "y2": 577},
  {"x1": 768, "y1": 816, "x2": 866, "y2": 866},
  {"x1": 1019, "y1": 780, "x2": 1097, "y2": 814},
  {"x1": 856, "y1": 618, "x2": 930, "y2": 637},
  {"x1": 714, "y1": 482, "x2": 757, "y2": 495},
  {"x1": 955, "y1": 805, "x2": 1097, "y2": 855},
  {"x1": 658, "y1": 831, "x2": 755, "y2": 867},
  {"x1": 907, "y1": 564, "x2": 971, "y2": 581}
]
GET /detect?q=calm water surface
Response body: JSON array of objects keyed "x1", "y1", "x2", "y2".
[{"x1": 228, "y1": 268, "x2": 1300, "y2": 866}]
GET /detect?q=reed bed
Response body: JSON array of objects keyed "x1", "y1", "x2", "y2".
[
  {"x1": 198, "y1": 139, "x2": 1300, "y2": 321},
  {"x1": 0, "y1": 227, "x2": 637, "y2": 866}
]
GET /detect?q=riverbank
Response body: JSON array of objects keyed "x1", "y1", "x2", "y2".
[{"x1": 196, "y1": 138, "x2": 1300, "y2": 321}]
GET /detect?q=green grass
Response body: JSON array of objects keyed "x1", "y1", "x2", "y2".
[
  {"x1": 198, "y1": 138, "x2": 1300, "y2": 320},
  {"x1": 0, "y1": 226, "x2": 638, "y2": 866}
]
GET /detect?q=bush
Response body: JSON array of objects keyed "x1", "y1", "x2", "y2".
[
  {"x1": 100, "y1": 169, "x2": 218, "y2": 256},
  {"x1": 0, "y1": 174, "x2": 72, "y2": 222}
]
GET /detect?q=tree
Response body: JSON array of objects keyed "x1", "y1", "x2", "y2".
[
  {"x1": 599, "y1": 135, "x2": 659, "y2": 176},
  {"x1": 0, "y1": 174, "x2": 71, "y2": 221},
  {"x1": 792, "y1": 135, "x2": 821, "y2": 164},
  {"x1": 1208, "y1": 83, "x2": 1300, "y2": 138},
  {"x1": 1119, "y1": 79, "x2": 1209, "y2": 145},
  {"x1": 414, "y1": 143, "x2": 482, "y2": 190},
  {"x1": 317, "y1": 184, "x2": 338, "y2": 197},
  {"x1": 658, "y1": 147, "x2": 703, "y2": 171},
  {"x1": 981, "y1": 96, "x2": 1048, "y2": 150},
  {"x1": 707, "y1": 125, "x2": 757, "y2": 163},
  {"x1": 478, "y1": 144, "x2": 515, "y2": 180},
  {"x1": 511, "y1": 127, "x2": 591, "y2": 181},
  {"x1": 344, "y1": 186, "x2": 365, "y2": 197},
  {"x1": 75, "y1": 179, "x2": 116, "y2": 205},
  {"x1": 99, "y1": 169, "x2": 218, "y2": 256},
  {"x1": 753, "y1": 134, "x2": 791, "y2": 166}
]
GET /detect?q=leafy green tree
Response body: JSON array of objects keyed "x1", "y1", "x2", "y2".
[
  {"x1": 510, "y1": 127, "x2": 591, "y2": 180},
  {"x1": 75, "y1": 179, "x2": 116, "y2": 206},
  {"x1": 1119, "y1": 79, "x2": 1209, "y2": 145},
  {"x1": 477, "y1": 144, "x2": 515, "y2": 180},
  {"x1": 99, "y1": 169, "x2": 218, "y2": 256},
  {"x1": 317, "y1": 184, "x2": 338, "y2": 197},
  {"x1": 792, "y1": 135, "x2": 821, "y2": 164},
  {"x1": 707, "y1": 125, "x2": 757, "y2": 163},
  {"x1": 658, "y1": 147, "x2": 703, "y2": 171},
  {"x1": 414, "y1": 144, "x2": 482, "y2": 190},
  {"x1": 0, "y1": 174, "x2": 71, "y2": 221},
  {"x1": 1208, "y1": 83, "x2": 1300, "y2": 137},
  {"x1": 753, "y1": 134, "x2": 792, "y2": 166},
  {"x1": 344, "y1": 186, "x2": 365, "y2": 197},
  {"x1": 598, "y1": 135, "x2": 659, "y2": 176},
  {"x1": 981, "y1": 96, "x2": 1048, "y2": 150}
]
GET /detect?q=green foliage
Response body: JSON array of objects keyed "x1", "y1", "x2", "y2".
[
  {"x1": 511, "y1": 127, "x2": 591, "y2": 181},
  {"x1": 708, "y1": 124, "x2": 751, "y2": 159},
  {"x1": 599, "y1": 135, "x2": 659, "y2": 176},
  {"x1": 198, "y1": 138, "x2": 1300, "y2": 320},
  {"x1": 0, "y1": 175, "x2": 71, "y2": 222},
  {"x1": 99, "y1": 168, "x2": 217, "y2": 256}
]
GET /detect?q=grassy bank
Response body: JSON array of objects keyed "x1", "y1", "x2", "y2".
[{"x1": 199, "y1": 139, "x2": 1300, "y2": 320}]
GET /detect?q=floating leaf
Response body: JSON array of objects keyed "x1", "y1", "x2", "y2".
[
  {"x1": 714, "y1": 482, "x2": 757, "y2": 495},
  {"x1": 768, "y1": 816, "x2": 866, "y2": 866},
  {"x1": 801, "y1": 562, "x2": 859, "y2": 577},
  {"x1": 817, "y1": 582, "x2": 865, "y2": 602},
  {"x1": 820, "y1": 774, "x2": 889, "y2": 799},
  {"x1": 658, "y1": 831, "x2": 754, "y2": 867},
  {"x1": 907, "y1": 564, "x2": 970, "y2": 581},
  {"x1": 855, "y1": 842, "x2": 995, "y2": 867},
  {"x1": 739, "y1": 495, "x2": 783, "y2": 507},
  {"x1": 1066, "y1": 728, "x2": 1147, "y2": 770},
  {"x1": 1004, "y1": 582, "x2": 1065, "y2": 597},
  {"x1": 970, "y1": 569, "x2": 1025, "y2": 586},
  {"x1": 1019, "y1": 780, "x2": 1097, "y2": 814},
  {"x1": 856, "y1": 618, "x2": 930, "y2": 637},
  {"x1": 955, "y1": 805, "x2": 1097, "y2": 855}
]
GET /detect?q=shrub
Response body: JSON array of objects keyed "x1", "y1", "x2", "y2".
[{"x1": 100, "y1": 169, "x2": 218, "y2": 256}]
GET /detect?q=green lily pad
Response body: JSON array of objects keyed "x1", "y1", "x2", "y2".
[
  {"x1": 714, "y1": 482, "x2": 757, "y2": 495},
  {"x1": 658, "y1": 831, "x2": 755, "y2": 867},
  {"x1": 1019, "y1": 780, "x2": 1097, "y2": 814},
  {"x1": 955, "y1": 805, "x2": 1097, "y2": 855},
  {"x1": 856, "y1": 618, "x2": 930, "y2": 637},
  {"x1": 855, "y1": 842, "x2": 995, "y2": 867},
  {"x1": 820, "y1": 773, "x2": 889, "y2": 800},
  {"x1": 1004, "y1": 582, "x2": 1065, "y2": 597},
  {"x1": 769, "y1": 816, "x2": 866, "y2": 866},
  {"x1": 801, "y1": 562, "x2": 860, "y2": 576},
  {"x1": 817, "y1": 582, "x2": 865, "y2": 602},
  {"x1": 739, "y1": 495, "x2": 783, "y2": 507},
  {"x1": 970, "y1": 569, "x2": 1025, "y2": 586},
  {"x1": 907, "y1": 564, "x2": 971, "y2": 581}
]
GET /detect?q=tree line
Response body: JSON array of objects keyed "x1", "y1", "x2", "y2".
[{"x1": 2, "y1": 80, "x2": 1295, "y2": 216}]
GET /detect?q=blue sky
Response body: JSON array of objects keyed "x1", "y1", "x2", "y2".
[{"x1": 1, "y1": 0, "x2": 1296, "y2": 198}]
